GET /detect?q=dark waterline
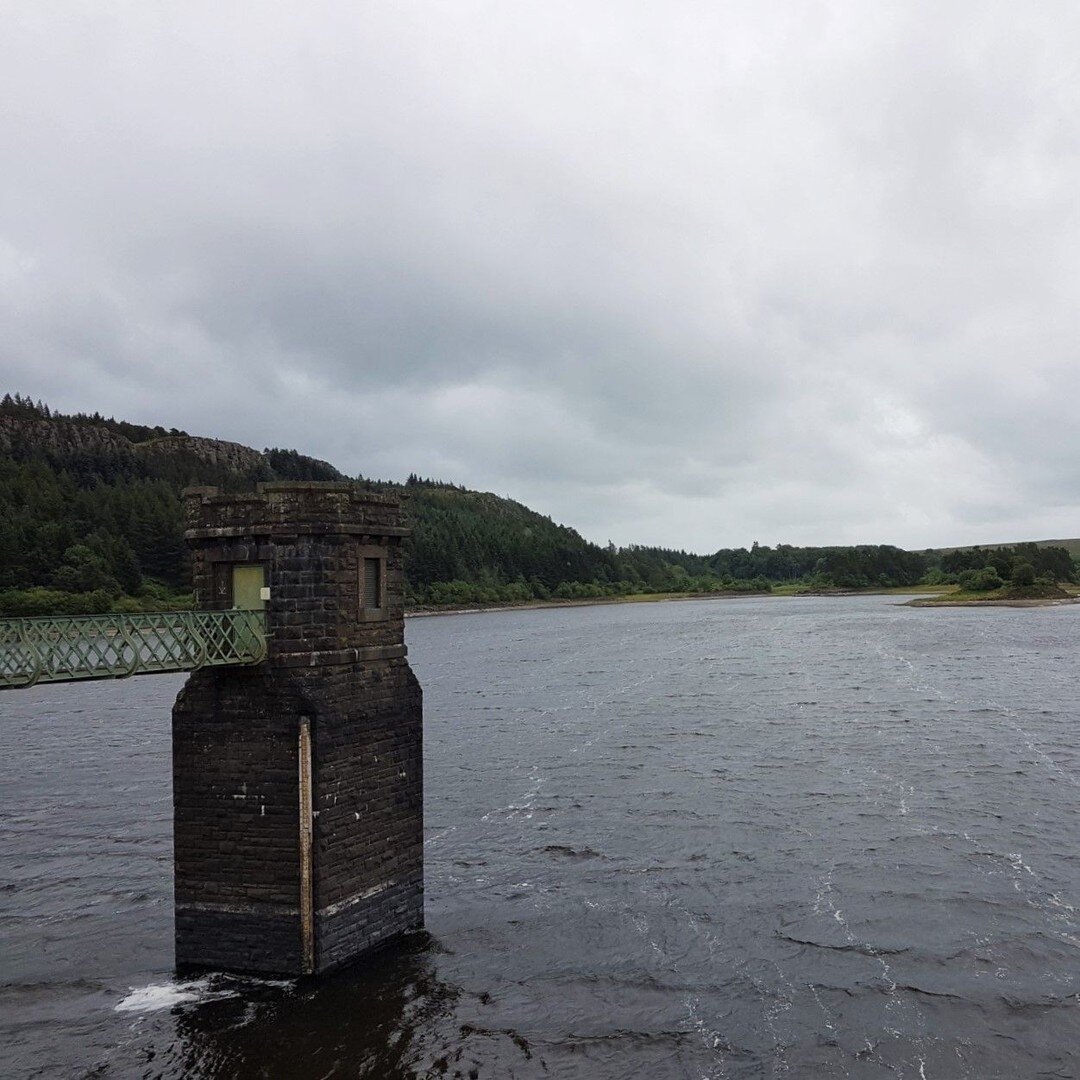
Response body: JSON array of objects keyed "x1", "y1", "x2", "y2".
[{"x1": 2, "y1": 595, "x2": 1079, "y2": 1078}]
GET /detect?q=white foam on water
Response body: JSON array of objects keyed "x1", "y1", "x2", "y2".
[{"x1": 115, "y1": 978, "x2": 234, "y2": 1013}]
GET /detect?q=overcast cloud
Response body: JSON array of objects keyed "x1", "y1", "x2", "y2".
[{"x1": 2, "y1": 2, "x2": 1078, "y2": 551}]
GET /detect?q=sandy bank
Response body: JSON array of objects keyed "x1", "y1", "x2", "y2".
[
  {"x1": 904, "y1": 597, "x2": 1080, "y2": 608},
  {"x1": 405, "y1": 591, "x2": 770, "y2": 619}
]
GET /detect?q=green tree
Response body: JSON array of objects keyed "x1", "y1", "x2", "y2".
[
  {"x1": 1011, "y1": 561, "x2": 1036, "y2": 587},
  {"x1": 52, "y1": 545, "x2": 122, "y2": 595}
]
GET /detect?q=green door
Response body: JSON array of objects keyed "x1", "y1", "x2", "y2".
[{"x1": 232, "y1": 565, "x2": 266, "y2": 610}]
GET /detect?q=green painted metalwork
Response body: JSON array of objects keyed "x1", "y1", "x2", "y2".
[{"x1": 0, "y1": 610, "x2": 267, "y2": 690}]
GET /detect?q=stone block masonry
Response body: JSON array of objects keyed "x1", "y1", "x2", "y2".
[{"x1": 172, "y1": 482, "x2": 423, "y2": 976}]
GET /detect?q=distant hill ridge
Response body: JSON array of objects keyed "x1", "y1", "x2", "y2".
[
  {"x1": 1, "y1": 392, "x2": 1076, "y2": 613},
  {"x1": 0, "y1": 393, "x2": 643, "y2": 607},
  {"x1": 931, "y1": 538, "x2": 1080, "y2": 558},
  {"x1": 0, "y1": 409, "x2": 342, "y2": 488}
]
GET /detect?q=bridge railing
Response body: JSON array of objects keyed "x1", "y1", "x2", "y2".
[{"x1": 0, "y1": 609, "x2": 268, "y2": 690}]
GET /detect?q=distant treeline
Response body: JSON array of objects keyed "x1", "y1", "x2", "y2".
[
  {"x1": 932, "y1": 543, "x2": 1075, "y2": 583},
  {"x1": 0, "y1": 393, "x2": 1076, "y2": 615}
]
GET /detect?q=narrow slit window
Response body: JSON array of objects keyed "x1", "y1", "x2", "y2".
[{"x1": 363, "y1": 557, "x2": 382, "y2": 610}]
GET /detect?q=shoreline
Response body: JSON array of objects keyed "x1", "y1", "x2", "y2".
[
  {"x1": 405, "y1": 592, "x2": 758, "y2": 619},
  {"x1": 904, "y1": 596, "x2": 1080, "y2": 608},
  {"x1": 404, "y1": 587, "x2": 936, "y2": 619},
  {"x1": 407, "y1": 586, "x2": 1080, "y2": 618}
]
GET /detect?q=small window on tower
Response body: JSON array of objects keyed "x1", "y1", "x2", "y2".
[
  {"x1": 363, "y1": 557, "x2": 382, "y2": 611},
  {"x1": 357, "y1": 544, "x2": 387, "y2": 620}
]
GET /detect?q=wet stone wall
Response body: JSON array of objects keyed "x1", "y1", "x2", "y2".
[{"x1": 172, "y1": 483, "x2": 423, "y2": 976}]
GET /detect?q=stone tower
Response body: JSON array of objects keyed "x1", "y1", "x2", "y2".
[{"x1": 172, "y1": 482, "x2": 423, "y2": 975}]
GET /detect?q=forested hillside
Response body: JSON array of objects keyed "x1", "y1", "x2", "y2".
[{"x1": 1, "y1": 394, "x2": 1076, "y2": 614}]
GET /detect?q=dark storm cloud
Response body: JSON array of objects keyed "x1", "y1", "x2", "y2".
[{"x1": 1, "y1": 2, "x2": 1078, "y2": 550}]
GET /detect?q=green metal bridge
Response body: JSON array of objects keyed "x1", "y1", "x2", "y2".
[{"x1": 0, "y1": 609, "x2": 267, "y2": 690}]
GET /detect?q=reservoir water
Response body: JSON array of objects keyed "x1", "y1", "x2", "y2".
[{"x1": 2, "y1": 595, "x2": 1079, "y2": 1078}]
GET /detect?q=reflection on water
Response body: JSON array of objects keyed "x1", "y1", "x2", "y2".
[
  {"x1": 165, "y1": 937, "x2": 479, "y2": 1080},
  {"x1": 2, "y1": 596, "x2": 1079, "y2": 1078}
]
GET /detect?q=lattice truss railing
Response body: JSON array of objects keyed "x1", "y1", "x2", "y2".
[{"x1": 0, "y1": 610, "x2": 267, "y2": 689}]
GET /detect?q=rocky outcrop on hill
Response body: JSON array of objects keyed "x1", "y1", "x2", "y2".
[
  {"x1": 0, "y1": 413, "x2": 342, "y2": 487},
  {"x1": 135, "y1": 434, "x2": 271, "y2": 480},
  {"x1": 0, "y1": 413, "x2": 133, "y2": 462}
]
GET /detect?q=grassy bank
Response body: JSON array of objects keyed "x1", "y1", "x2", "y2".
[
  {"x1": 906, "y1": 581, "x2": 1079, "y2": 607},
  {"x1": 770, "y1": 582, "x2": 951, "y2": 597},
  {"x1": 0, "y1": 583, "x2": 194, "y2": 618}
]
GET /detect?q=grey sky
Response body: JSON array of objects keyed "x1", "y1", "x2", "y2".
[{"x1": 2, "y1": 2, "x2": 1078, "y2": 551}]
